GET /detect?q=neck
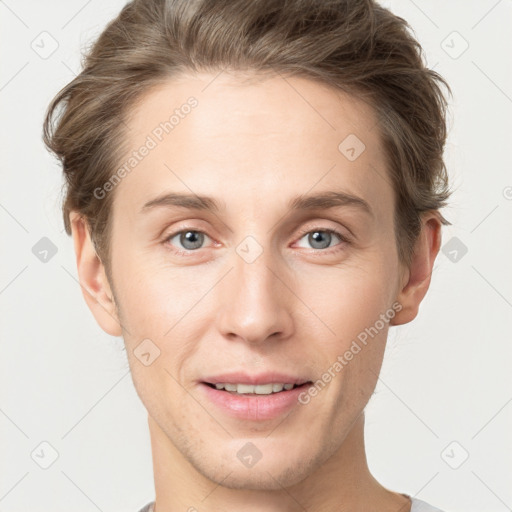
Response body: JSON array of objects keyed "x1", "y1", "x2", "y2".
[{"x1": 148, "y1": 412, "x2": 411, "y2": 512}]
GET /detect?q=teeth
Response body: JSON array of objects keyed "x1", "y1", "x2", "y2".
[{"x1": 212, "y1": 382, "x2": 298, "y2": 394}]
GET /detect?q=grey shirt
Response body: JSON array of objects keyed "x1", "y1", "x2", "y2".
[{"x1": 137, "y1": 495, "x2": 447, "y2": 511}]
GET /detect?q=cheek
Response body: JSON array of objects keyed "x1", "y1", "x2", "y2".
[
  {"x1": 114, "y1": 253, "x2": 210, "y2": 338},
  {"x1": 297, "y1": 259, "x2": 396, "y2": 344},
  {"x1": 292, "y1": 253, "x2": 397, "y2": 405},
  {"x1": 116, "y1": 261, "x2": 206, "y2": 407}
]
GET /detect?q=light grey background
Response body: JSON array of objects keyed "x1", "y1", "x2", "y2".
[{"x1": 1, "y1": 1, "x2": 511, "y2": 511}]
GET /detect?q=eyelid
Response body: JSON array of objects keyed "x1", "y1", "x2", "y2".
[
  {"x1": 292, "y1": 225, "x2": 350, "y2": 254},
  {"x1": 162, "y1": 227, "x2": 217, "y2": 254},
  {"x1": 294, "y1": 224, "x2": 351, "y2": 243}
]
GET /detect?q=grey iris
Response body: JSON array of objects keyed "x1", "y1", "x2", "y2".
[
  {"x1": 180, "y1": 231, "x2": 204, "y2": 250},
  {"x1": 309, "y1": 231, "x2": 331, "y2": 249}
]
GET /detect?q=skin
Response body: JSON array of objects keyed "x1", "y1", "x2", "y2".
[{"x1": 70, "y1": 71, "x2": 441, "y2": 512}]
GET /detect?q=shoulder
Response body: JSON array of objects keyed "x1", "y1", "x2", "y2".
[
  {"x1": 137, "y1": 501, "x2": 155, "y2": 512},
  {"x1": 410, "y1": 496, "x2": 447, "y2": 512}
]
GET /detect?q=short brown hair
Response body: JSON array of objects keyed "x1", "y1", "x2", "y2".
[{"x1": 43, "y1": 0, "x2": 452, "y2": 274}]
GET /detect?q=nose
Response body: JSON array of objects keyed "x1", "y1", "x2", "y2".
[{"x1": 216, "y1": 246, "x2": 295, "y2": 345}]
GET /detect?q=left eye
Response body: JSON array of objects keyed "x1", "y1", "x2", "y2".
[{"x1": 296, "y1": 228, "x2": 345, "y2": 250}]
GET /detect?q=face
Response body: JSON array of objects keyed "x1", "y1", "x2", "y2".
[{"x1": 90, "y1": 72, "x2": 410, "y2": 489}]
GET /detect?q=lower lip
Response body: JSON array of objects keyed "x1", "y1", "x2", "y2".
[{"x1": 199, "y1": 382, "x2": 312, "y2": 421}]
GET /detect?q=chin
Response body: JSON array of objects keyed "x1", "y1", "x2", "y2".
[
  {"x1": 208, "y1": 462, "x2": 310, "y2": 491},
  {"x1": 188, "y1": 442, "x2": 323, "y2": 492}
]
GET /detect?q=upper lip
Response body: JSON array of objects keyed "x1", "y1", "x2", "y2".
[{"x1": 201, "y1": 372, "x2": 312, "y2": 386}]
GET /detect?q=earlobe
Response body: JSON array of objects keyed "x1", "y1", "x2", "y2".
[
  {"x1": 390, "y1": 213, "x2": 442, "y2": 326},
  {"x1": 69, "y1": 211, "x2": 123, "y2": 337}
]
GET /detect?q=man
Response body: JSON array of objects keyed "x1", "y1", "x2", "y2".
[{"x1": 43, "y1": 1, "x2": 451, "y2": 510}]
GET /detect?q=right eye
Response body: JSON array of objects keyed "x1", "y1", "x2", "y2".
[{"x1": 163, "y1": 229, "x2": 214, "y2": 254}]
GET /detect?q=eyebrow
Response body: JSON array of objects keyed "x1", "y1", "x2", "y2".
[
  {"x1": 141, "y1": 192, "x2": 222, "y2": 213},
  {"x1": 288, "y1": 191, "x2": 372, "y2": 216},
  {"x1": 140, "y1": 190, "x2": 372, "y2": 216}
]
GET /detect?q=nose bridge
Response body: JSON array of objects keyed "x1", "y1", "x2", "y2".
[{"x1": 216, "y1": 237, "x2": 294, "y2": 344}]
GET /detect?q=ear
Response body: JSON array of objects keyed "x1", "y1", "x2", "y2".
[
  {"x1": 390, "y1": 212, "x2": 442, "y2": 326},
  {"x1": 69, "y1": 211, "x2": 123, "y2": 336}
]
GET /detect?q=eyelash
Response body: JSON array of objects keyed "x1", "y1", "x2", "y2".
[{"x1": 162, "y1": 226, "x2": 349, "y2": 256}]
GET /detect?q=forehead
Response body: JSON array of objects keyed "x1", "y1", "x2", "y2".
[
  {"x1": 126, "y1": 71, "x2": 381, "y2": 150},
  {"x1": 113, "y1": 71, "x2": 391, "y2": 220}
]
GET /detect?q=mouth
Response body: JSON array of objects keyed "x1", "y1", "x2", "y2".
[
  {"x1": 199, "y1": 380, "x2": 314, "y2": 420},
  {"x1": 198, "y1": 371, "x2": 315, "y2": 420},
  {"x1": 202, "y1": 381, "x2": 312, "y2": 396}
]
